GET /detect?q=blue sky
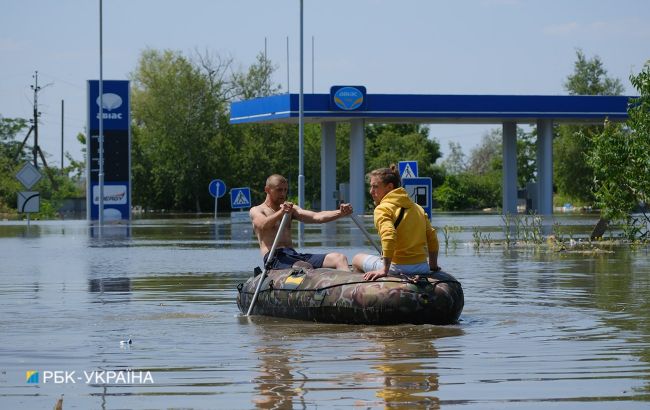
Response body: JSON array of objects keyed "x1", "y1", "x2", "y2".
[{"x1": 1, "y1": 0, "x2": 648, "y2": 165}]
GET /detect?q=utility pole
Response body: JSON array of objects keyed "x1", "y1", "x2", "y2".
[
  {"x1": 32, "y1": 71, "x2": 41, "y2": 168},
  {"x1": 12, "y1": 71, "x2": 56, "y2": 184},
  {"x1": 61, "y1": 99, "x2": 64, "y2": 170}
]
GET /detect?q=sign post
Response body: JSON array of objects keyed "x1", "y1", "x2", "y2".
[
  {"x1": 16, "y1": 162, "x2": 43, "y2": 226},
  {"x1": 87, "y1": 80, "x2": 131, "y2": 222},
  {"x1": 208, "y1": 179, "x2": 226, "y2": 220}
]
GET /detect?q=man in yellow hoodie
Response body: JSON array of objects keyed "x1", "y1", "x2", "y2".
[{"x1": 352, "y1": 166, "x2": 440, "y2": 281}]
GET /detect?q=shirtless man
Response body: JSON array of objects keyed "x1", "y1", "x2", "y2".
[{"x1": 250, "y1": 174, "x2": 353, "y2": 270}]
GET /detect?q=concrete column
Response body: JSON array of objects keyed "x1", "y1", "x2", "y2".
[
  {"x1": 536, "y1": 119, "x2": 554, "y2": 215},
  {"x1": 502, "y1": 122, "x2": 518, "y2": 215},
  {"x1": 349, "y1": 119, "x2": 366, "y2": 215},
  {"x1": 320, "y1": 122, "x2": 337, "y2": 211}
]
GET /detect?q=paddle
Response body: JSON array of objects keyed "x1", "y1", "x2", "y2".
[
  {"x1": 246, "y1": 212, "x2": 291, "y2": 316},
  {"x1": 350, "y1": 214, "x2": 382, "y2": 255}
]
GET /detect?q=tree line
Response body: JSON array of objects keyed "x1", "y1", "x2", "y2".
[{"x1": 1, "y1": 49, "x2": 648, "y2": 232}]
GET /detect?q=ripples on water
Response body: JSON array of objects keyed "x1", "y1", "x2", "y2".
[{"x1": 0, "y1": 215, "x2": 649, "y2": 409}]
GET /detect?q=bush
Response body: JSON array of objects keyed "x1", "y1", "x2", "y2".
[{"x1": 434, "y1": 172, "x2": 502, "y2": 211}]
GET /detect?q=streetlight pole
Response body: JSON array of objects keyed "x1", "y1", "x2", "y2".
[
  {"x1": 98, "y1": 0, "x2": 105, "y2": 227},
  {"x1": 298, "y1": 0, "x2": 305, "y2": 244}
]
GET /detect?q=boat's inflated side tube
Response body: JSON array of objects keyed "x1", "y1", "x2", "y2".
[{"x1": 237, "y1": 268, "x2": 463, "y2": 325}]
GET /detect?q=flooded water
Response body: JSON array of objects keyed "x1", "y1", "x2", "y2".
[{"x1": 1, "y1": 213, "x2": 649, "y2": 409}]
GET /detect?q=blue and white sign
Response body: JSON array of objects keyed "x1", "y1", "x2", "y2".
[
  {"x1": 86, "y1": 80, "x2": 131, "y2": 222},
  {"x1": 209, "y1": 179, "x2": 226, "y2": 198},
  {"x1": 88, "y1": 80, "x2": 130, "y2": 131},
  {"x1": 402, "y1": 177, "x2": 432, "y2": 219},
  {"x1": 398, "y1": 161, "x2": 418, "y2": 179},
  {"x1": 330, "y1": 86, "x2": 367, "y2": 111},
  {"x1": 230, "y1": 187, "x2": 251, "y2": 209}
]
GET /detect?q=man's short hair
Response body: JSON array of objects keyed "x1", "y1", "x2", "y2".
[{"x1": 266, "y1": 174, "x2": 287, "y2": 188}]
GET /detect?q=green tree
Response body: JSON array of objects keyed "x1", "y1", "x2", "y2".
[
  {"x1": 554, "y1": 49, "x2": 624, "y2": 204},
  {"x1": 0, "y1": 116, "x2": 29, "y2": 212},
  {"x1": 365, "y1": 124, "x2": 442, "y2": 177},
  {"x1": 586, "y1": 63, "x2": 650, "y2": 234},
  {"x1": 440, "y1": 141, "x2": 466, "y2": 175},
  {"x1": 131, "y1": 49, "x2": 229, "y2": 211}
]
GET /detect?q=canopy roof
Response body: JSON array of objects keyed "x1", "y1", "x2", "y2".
[{"x1": 230, "y1": 93, "x2": 632, "y2": 125}]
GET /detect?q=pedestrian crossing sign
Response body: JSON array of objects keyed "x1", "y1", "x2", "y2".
[
  {"x1": 230, "y1": 187, "x2": 251, "y2": 209},
  {"x1": 398, "y1": 161, "x2": 418, "y2": 179}
]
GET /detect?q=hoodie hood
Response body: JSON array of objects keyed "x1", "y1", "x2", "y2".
[{"x1": 379, "y1": 187, "x2": 412, "y2": 208}]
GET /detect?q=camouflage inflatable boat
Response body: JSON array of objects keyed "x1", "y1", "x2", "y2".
[{"x1": 236, "y1": 267, "x2": 464, "y2": 325}]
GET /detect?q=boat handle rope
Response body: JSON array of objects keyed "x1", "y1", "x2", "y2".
[{"x1": 239, "y1": 278, "x2": 462, "y2": 295}]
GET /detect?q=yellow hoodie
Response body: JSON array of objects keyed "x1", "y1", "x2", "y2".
[{"x1": 374, "y1": 187, "x2": 439, "y2": 264}]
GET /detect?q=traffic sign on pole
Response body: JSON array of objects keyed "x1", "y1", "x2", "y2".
[
  {"x1": 208, "y1": 179, "x2": 226, "y2": 198},
  {"x1": 402, "y1": 177, "x2": 432, "y2": 219},
  {"x1": 209, "y1": 179, "x2": 227, "y2": 220},
  {"x1": 230, "y1": 187, "x2": 252, "y2": 209},
  {"x1": 398, "y1": 161, "x2": 418, "y2": 179},
  {"x1": 16, "y1": 162, "x2": 42, "y2": 189}
]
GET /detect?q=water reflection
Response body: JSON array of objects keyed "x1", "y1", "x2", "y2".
[
  {"x1": 252, "y1": 343, "x2": 306, "y2": 409},
  {"x1": 370, "y1": 332, "x2": 441, "y2": 408}
]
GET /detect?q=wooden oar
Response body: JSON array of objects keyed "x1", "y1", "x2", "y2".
[
  {"x1": 246, "y1": 212, "x2": 291, "y2": 316},
  {"x1": 350, "y1": 214, "x2": 382, "y2": 255}
]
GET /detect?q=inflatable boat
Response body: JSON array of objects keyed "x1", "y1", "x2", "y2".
[{"x1": 236, "y1": 266, "x2": 464, "y2": 325}]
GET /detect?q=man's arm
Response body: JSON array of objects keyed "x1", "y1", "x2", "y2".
[
  {"x1": 293, "y1": 203, "x2": 353, "y2": 224},
  {"x1": 250, "y1": 203, "x2": 292, "y2": 232}
]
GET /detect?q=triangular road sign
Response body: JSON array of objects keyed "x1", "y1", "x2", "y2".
[{"x1": 402, "y1": 163, "x2": 416, "y2": 179}]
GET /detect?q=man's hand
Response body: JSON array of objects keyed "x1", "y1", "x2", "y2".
[
  {"x1": 363, "y1": 270, "x2": 387, "y2": 281},
  {"x1": 339, "y1": 203, "x2": 353, "y2": 216},
  {"x1": 281, "y1": 201, "x2": 294, "y2": 214},
  {"x1": 429, "y1": 264, "x2": 441, "y2": 272}
]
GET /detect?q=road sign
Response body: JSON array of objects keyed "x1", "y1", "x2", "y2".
[
  {"x1": 230, "y1": 187, "x2": 252, "y2": 209},
  {"x1": 16, "y1": 162, "x2": 42, "y2": 189},
  {"x1": 17, "y1": 191, "x2": 40, "y2": 213},
  {"x1": 402, "y1": 177, "x2": 432, "y2": 219},
  {"x1": 208, "y1": 179, "x2": 226, "y2": 198},
  {"x1": 398, "y1": 161, "x2": 418, "y2": 179}
]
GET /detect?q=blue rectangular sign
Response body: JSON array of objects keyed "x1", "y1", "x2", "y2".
[
  {"x1": 230, "y1": 187, "x2": 252, "y2": 209},
  {"x1": 88, "y1": 80, "x2": 130, "y2": 131},
  {"x1": 87, "y1": 80, "x2": 131, "y2": 221},
  {"x1": 402, "y1": 177, "x2": 432, "y2": 219}
]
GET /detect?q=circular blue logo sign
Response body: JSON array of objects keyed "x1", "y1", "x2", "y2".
[{"x1": 333, "y1": 87, "x2": 364, "y2": 110}]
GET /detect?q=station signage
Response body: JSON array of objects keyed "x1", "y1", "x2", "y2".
[
  {"x1": 87, "y1": 80, "x2": 131, "y2": 221},
  {"x1": 330, "y1": 86, "x2": 367, "y2": 111}
]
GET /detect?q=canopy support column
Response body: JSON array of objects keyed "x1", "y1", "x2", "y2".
[
  {"x1": 350, "y1": 119, "x2": 365, "y2": 215},
  {"x1": 536, "y1": 119, "x2": 554, "y2": 215},
  {"x1": 502, "y1": 122, "x2": 518, "y2": 214},
  {"x1": 321, "y1": 122, "x2": 337, "y2": 211}
]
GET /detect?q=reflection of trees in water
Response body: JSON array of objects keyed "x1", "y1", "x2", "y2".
[{"x1": 506, "y1": 247, "x2": 650, "y2": 395}]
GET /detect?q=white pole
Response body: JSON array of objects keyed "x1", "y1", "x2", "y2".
[
  {"x1": 98, "y1": 0, "x2": 105, "y2": 227},
  {"x1": 311, "y1": 35, "x2": 314, "y2": 93},
  {"x1": 286, "y1": 36, "x2": 290, "y2": 93},
  {"x1": 298, "y1": 0, "x2": 305, "y2": 244},
  {"x1": 214, "y1": 194, "x2": 218, "y2": 221}
]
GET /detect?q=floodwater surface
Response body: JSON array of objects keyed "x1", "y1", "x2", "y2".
[{"x1": 0, "y1": 214, "x2": 649, "y2": 409}]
